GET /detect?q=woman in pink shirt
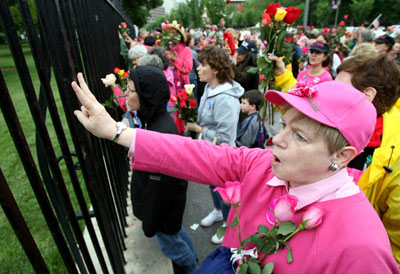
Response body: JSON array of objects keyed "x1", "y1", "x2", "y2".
[
  {"x1": 297, "y1": 42, "x2": 332, "y2": 85},
  {"x1": 72, "y1": 75, "x2": 399, "y2": 273}
]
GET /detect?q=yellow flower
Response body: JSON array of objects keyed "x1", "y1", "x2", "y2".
[
  {"x1": 118, "y1": 69, "x2": 125, "y2": 76},
  {"x1": 274, "y1": 8, "x2": 287, "y2": 21}
]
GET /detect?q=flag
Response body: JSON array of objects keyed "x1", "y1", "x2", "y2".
[{"x1": 330, "y1": 0, "x2": 341, "y2": 9}]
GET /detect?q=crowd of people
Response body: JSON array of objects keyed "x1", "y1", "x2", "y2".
[{"x1": 94, "y1": 17, "x2": 400, "y2": 274}]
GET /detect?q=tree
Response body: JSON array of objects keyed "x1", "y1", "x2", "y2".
[
  {"x1": 350, "y1": 0, "x2": 374, "y2": 24},
  {"x1": 204, "y1": 0, "x2": 226, "y2": 25},
  {"x1": 122, "y1": 0, "x2": 163, "y2": 28}
]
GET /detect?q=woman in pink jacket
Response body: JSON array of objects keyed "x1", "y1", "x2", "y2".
[
  {"x1": 72, "y1": 74, "x2": 399, "y2": 274},
  {"x1": 169, "y1": 21, "x2": 193, "y2": 93}
]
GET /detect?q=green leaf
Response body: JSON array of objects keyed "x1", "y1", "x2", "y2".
[
  {"x1": 231, "y1": 217, "x2": 238, "y2": 228},
  {"x1": 260, "y1": 238, "x2": 276, "y2": 254},
  {"x1": 257, "y1": 57, "x2": 269, "y2": 69},
  {"x1": 277, "y1": 221, "x2": 297, "y2": 236},
  {"x1": 216, "y1": 226, "x2": 227, "y2": 240},
  {"x1": 257, "y1": 225, "x2": 269, "y2": 235},
  {"x1": 286, "y1": 249, "x2": 293, "y2": 263},
  {"x1": 247, "y1": 67, "x2": 259, "y2": 74},
  {"x1": 248, "y1": 261, "x2": 261, "y2": 274},
  {"x1": 168, "y1": 106, "x2": 178, "y2": 114},
  {"x1": 261, "y1": 262, "x2": 274, "y2": 274},
  {"x1": 238, "y1": 263, "x2": 249, "y2": 274}
]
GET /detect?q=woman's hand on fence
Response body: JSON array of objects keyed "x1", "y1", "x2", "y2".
[{"x1": 72, "y1": 73, "x2": 117, "y2": 140}]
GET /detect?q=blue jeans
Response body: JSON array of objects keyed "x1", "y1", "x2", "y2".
[
  {"x1": 209, "y1": 186, "x2": 231, "y2": 221},
  {"x1": 155, "y1": 225, "x2": 199, "y2": 273}
]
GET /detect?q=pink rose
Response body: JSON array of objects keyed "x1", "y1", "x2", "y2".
[
  {"x1": 161, "y1": 22, "x2": 167, "y2": 30},
  {"x1": 266, "y1": 194, "x2": 298, "y2": 224},
  {"x1": 121, "y1": 22, "x2": 127, "y2": 28},
  {"x1": 331, "y1": 28, "x2": 336, "y2": 34},
  {"x1": 339, "y1": 20, "x2": 345, "y2": 27},
  {"x1": 214, "y1": 181, "x2": 241, "y2": 205},
  {"x1": 323, "y1": 28, "x2": 330, "y2": 34},
  {"x1": 306, "y1": 25, "x2": 311, "y2": 29},
  {"x1": 344, "y1": 14, "x2": 349, "y2": 19},
  {"x1": 301, "y1": 205, "x2": 324, "y2": 229},
  {"x1": 212, "y1": 26, "x2": 218, "y2": 31}
]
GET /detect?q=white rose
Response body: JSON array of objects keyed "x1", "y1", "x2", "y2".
[
  {"x1": 184, "y1": 84, "x2": 195, "y2": 96},
  {"x1": 101, "y1": 73, "x2": 117, "y2": 87}
]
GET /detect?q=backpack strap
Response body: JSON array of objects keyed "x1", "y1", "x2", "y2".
[{"x1": 237, "y1": 113, "x2": 257, "y2": 139}]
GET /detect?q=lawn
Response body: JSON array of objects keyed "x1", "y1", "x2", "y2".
[{"x1": 0, "y1": 42, "x2": 88, "y2": 273}]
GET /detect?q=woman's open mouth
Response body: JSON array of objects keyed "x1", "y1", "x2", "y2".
[{"x1": 271, "y1": 154, "x2": 281, "y2": 166}]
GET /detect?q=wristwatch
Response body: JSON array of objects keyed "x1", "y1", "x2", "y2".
[{"x1": 112, "y1": 122, "x2": 128, "y2": 142}]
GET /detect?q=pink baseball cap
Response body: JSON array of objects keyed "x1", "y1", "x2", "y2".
[{"x1": 265, "y1": 81, "x2": 377, "y2": 153}]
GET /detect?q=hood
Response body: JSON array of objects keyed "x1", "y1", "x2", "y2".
[
  {"x1": 129, "y1": 66, "x2": 170, "y2": 122},
  {"x1": 206, "y1": 81, "x2": 244, "y2": 99}
]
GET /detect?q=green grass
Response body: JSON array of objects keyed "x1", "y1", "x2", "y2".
[{"x1": 0, "y1": 42, "x2": 89, "y2": 273}]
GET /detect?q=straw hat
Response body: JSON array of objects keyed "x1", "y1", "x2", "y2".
[{"x1": 170, "y1": 20, "x2": 186, "y2": 42}]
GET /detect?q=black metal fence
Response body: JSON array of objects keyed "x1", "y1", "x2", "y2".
[{"x1": 0, "y1": 0, "x2": 135, "y2": 273}]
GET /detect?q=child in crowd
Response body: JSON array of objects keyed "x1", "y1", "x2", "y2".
[{"x1": 236, "y1": 90, "x2": 263, "y2": 148}]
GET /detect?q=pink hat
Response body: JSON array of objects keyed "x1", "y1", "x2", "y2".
[{"x1": 265, "y1": 81, "x2": 377, "y2": 153}]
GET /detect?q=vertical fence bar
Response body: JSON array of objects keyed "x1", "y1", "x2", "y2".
[
  {"x1": 0, "y1": 1, "x2": 96, "y2": 273},
  {"x1": 0, "y1": 69, "x2": 78, "y2": 273},
  {"x1": 0, "y1": 168, "x2": 50, "y2": 274},
  {"x1": 34, "y1": 0, "x2": 127, "y2": 271},
  {"x1": 16, "y1": 1, "x2": 109, "y2": 272}
]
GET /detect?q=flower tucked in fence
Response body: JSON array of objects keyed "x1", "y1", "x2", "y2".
[{"x1": 101, "y1": 67, "x2": 130, "y2": 109}]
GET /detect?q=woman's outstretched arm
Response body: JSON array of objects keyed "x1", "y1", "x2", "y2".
[{"x1": 71, "y1": 72, "x2": 135, "y2": 148}]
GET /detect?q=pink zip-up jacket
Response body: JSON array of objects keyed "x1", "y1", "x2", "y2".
[
  {"x1": 130, "y1": 129, "x2": 399, "y2": 273},
  {"x1": 172, "y1": 43, "x2": 193, "y2": 85}
]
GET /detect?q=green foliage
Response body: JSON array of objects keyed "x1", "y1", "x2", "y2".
[
  {"x1": 169, "y1": 3, "x2": 192, "y2": 28},
  {"x1": 204, "y1": 0, "x2": 226, "y2": 25},
  {"x1": 6, "y1": 0, "x2": 38, "y2": 34},
  {"x1": 314, "y1": 1, "x2": 333, "y2": 27},
  {"x1": 122, "y1": 0, "x2": 163, "y2": 28}
]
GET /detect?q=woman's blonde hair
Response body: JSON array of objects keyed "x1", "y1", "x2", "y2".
[{"x1": 349, "y1": 43, "x2": 379, "y2": 58}]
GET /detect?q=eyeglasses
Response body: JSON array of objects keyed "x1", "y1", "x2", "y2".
[{"x1": 126, "y1": 84, "x2": 136, "y2": 93}]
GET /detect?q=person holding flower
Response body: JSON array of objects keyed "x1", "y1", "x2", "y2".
[
  {"x1": 186, "y1": 46, "x2": 244, "y2": 244},
  {"x1": 116, "y1": 66, "x2": 199, "y2": 273},
  {"x1": 71, "y1": 70, "x2": 399, "y2": 273}
]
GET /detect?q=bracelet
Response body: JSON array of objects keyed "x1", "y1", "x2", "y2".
[{"x1": 112, "y1": 122, "x2": 128, "y2": 142}]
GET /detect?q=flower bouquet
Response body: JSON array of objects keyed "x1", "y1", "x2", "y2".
[
  {"x1": 101, "y1": 67, "x2": 129, "y2": 109},
  {"x1": 118, "y1": 22, "x2": 130, "y2": 36},
  {"x1": 168, "y1": 84, "x2": 198, "y2": 137},
  {"x1": 215, "y1": 181, "x2": 324, "y2": 274},
  {"x1": 158, "y1": 20, "x2": 186, "y2": 61},
  {"x1": 247, "y1": 2, "x2": 301, "y2": 124}
]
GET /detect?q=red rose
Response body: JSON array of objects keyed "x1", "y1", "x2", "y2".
[
  {"x1": 284, "y1": 7, "x2": 302, "y2": 24},
  {"x1": 179, "y1": 100, "x2": 187, "y2": 107},
  {"x1": 179, "y1": 91, "x2": 189, "y2": 101},
  {"x1": 265, "y1": 2, "x2": 280, "y2": 18},
  {"x1": 113, "y1": 67, "x2": 120, "y2": 74},
  {"x1": 189, "y1": 99, "x2": 196, "y2": 109},
  {"x1": 262, "y1": 12, "x2": 271, "y2": 26},
  {"x1": 122, "y1": 71, "x2": 129, "y2": 78}
]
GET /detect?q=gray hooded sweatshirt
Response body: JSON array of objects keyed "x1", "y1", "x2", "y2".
[{"x1": 197, "y1": 81, "x2": 244, "y2": 146}]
